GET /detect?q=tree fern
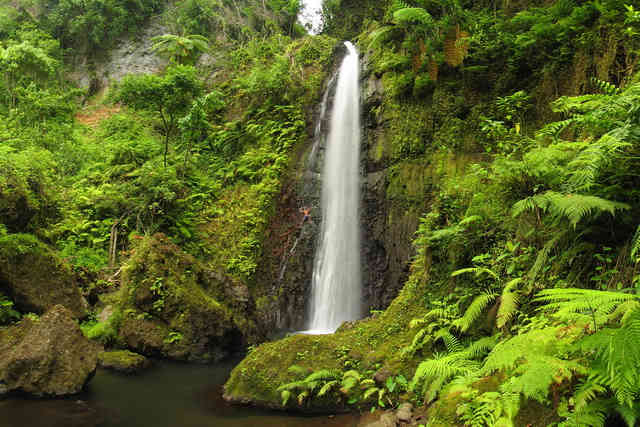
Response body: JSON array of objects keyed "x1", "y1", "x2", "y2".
[
  {"x1": 535, "y1": 288, "x2": 637, "y2": 331},
  {"x1": 579, "y1": 309, "x2": 640, "y2": 407},
  {"x1": 512, "y1": 191, "x2": 629, "y2": 228},
  {"x1": 411, "y1": 336, "x2": 498, "y2": 403},
  {"x1": 565, "y1": 129, "x2": 632, "y2": 192}
]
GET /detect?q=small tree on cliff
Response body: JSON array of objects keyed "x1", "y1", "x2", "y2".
[{"x1": 117, "y1": 65, "x2": 202, "y2": 167}]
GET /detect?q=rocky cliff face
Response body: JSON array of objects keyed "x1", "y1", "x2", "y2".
[{"x1": 251, "y1": 45, "x2": 427, "y2": 332}]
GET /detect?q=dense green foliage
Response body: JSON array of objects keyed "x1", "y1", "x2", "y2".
[
  {"x1": 223, "y1": 1, "x2": 640, "y2": 425},
  {"x1": 0, "y1": 0, "x2": 335, "y2": 343},
  {"x1": 2, "y1": 0, "x2": 640, "y2": 424}
]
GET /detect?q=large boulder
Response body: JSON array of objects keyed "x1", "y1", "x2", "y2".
[
  {"x1": 0, "y1": 234, "x2": 86, "y2": 318},
  {"x1": 0, "y1": 305, "x2": 100, "y2": 396},
  {"x1": 117, "y1": 234, "x2": 245, "y2": 362}
]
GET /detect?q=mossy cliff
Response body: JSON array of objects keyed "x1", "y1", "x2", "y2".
[{"x1": 224, "y1": 2, "x2": 640, "y2": 424}]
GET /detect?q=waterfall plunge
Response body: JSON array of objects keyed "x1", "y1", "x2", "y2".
[{"x1": 307, "y1": 42, "x2": 362, "y2": 334}]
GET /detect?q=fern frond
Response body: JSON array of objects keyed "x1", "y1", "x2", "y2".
[
  {"x1": 482, "y1": 327, "x2": 566, "y2": 373},
  {"x1": 631, "y1": 225, "x2": 640, "y2": 262},
  {"x1": 580, "y1": 309, "x2": 640, "y2": 407},
  {"x1": 277, "y1": 380, "x2": 309, "y2": 392},
  {"x1": 342, "y1": 370, "x2": 362, "y2": 381},
  {"x1": 434, "y1": 329, "x2": 463, "y2": 353},
  {"x1": 393, "y1": 7, "x2": 434, "y2": 27},
  {"x1": 536, "y1": 288, "x2": 637, "y2": 329},
  {"x1": 526, "y1": 233, "x2": 565, "y2": 283},
  {"x1": 613, "y1": 403, "x2": 640, "y2": 427},
  {"x1": 536, "y1": 116, "x2": 581, "y2": 138},
  {"x1": 591, "y1": 77, "x2": 620, "y2": 96},
  {"x1": 513, "y1": 191, "x2": 629, "y2": 228},
  {"x1": 287, "y1": 365, "x2": 308, "y2": 376},
  {"x1": 403, "y1": 327, "x2": 432, "y2": 357},
  {"x1": 304, "y1": 369, "x2": 340, "y2": 383},
  {"x1": 362, "y1": 386, "x2": 380, "y2": 400},
  {"x1": 497, "y1": 288, "x2": 520, "y2": 330},
  {"x1": 340, "y1": 376, "x2": 359, "y2": 393},
  {"x1": 566, "y1": 129, "x2": 632, "y2": 192},
  {"x1": 558, "y1": 399, "x2": 609, "y2": 427},
  {"x1": 460, "y1": 335, "x2": 500, "y2": 360},
  {"x1": 297, "y1": 390, "x2": 309, "y2": 405},
  {"x1": 367, "y1": 26, "x2": 398, "y2": 50},
  {"x1": 572, "y1": 378, "x2": 607, "y2": 410},
  {"x1": 317, "y1": 380, "x2": 339, "y2": 397},
  {"x1": 451, "y1": 267, "x2": 500, "y2": 281},
  {"x1": 502, "y1": 356, "x2": 585, "y2": 403},
  {"x1": 281, "y1": 389, "x2": 292, "y2": 405},
  {"x1": 453, "y1": 291, "x2": 498, "y2": 333}
]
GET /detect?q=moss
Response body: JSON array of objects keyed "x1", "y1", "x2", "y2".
[
  {"x1": 98, "y1": 350, "x2": 150, "y2": 374},
  {"x1": 0, "y1": 233, "x2": 86, "y2": 318},
  {"x1": 224, "y1": 276, "x2": 429, "y2": 410},
  {"x1": 117, "y1": 234, "x2": 244, "y2": 362}
]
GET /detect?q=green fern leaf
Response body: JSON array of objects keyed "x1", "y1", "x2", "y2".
[
  {"x1": 453, "y1": 291, "x2": 498, "y2": 333},
  {"x1": 631, "y1": 225, "x2": 640, "y2": 262},
  {"x1": 317, "y1": 380, "x2": 339, "y2": 397}
]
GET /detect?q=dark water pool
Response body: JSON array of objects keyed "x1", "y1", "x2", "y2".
[{"x1": 0, "y1": 360, "x2": 358, "y2": 427}]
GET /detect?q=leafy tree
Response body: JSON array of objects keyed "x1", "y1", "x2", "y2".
[
  {"x1": 0, "y1": 40, "x2": 59, "y2": 107},
  {"x1": 151, "y1": 33, "x2": 210, "y2": 64},
  {"x1": 116, "y1": 65, "x2": 203, "y2": 167}
]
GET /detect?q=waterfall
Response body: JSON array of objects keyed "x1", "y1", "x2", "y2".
[{"x1": 307, "y1": 42, "x2": 362, "y2": 333}]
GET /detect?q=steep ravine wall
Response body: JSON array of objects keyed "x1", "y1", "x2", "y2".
[{"x1": 252, "y1": 46, "x2": 428, "y2": 332}]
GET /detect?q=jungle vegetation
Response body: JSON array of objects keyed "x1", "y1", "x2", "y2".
[{"x1": 1, "y1": 0, "x2": 640, "y2": 425}]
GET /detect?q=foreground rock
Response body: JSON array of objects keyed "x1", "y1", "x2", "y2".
[
  {"x1": 0, "y1": 234, "x2": 86, "y2": 318},
  {"x1": 117, "y1": 234, "x2": 245, "y2": 362},
  {"x1": 0, "y1": 305, "x2": 100, "y2": 396},
  {"x1": 98, "y1": 350, "x2": 151, "y2": 374}
]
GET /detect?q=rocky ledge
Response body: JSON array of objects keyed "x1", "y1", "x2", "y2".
[{"x1": 98, "y1": 350, "x2": 151, "y2": 374}]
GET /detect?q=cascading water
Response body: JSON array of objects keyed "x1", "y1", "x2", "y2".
[{"x1": 307, "y1": 42, "x2": 362, "y2": 333}]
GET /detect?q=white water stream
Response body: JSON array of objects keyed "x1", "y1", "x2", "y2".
[{"x1": 307, "y1": 42, "x2": 362, "y2": 333}]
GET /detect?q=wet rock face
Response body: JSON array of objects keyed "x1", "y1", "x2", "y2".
[
  {"x1": 0, "y1": 239, "x2": 87, "y2": 318},
  {"x1": 0, "y1": 305, "x2": 100, "y2": 397},
  {"x1": 253, "y1": 46, "x2": 423, "y2": 331},
  {"x1": 360, "y1": 55, "x2": 426, "y2": 312}
]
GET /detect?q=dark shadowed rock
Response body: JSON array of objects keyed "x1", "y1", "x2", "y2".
[
  {"x1": 0, "y1": 305, "x2": 100, "y2": 396},
  {"x1": 98, "y1": 350, "x2": 151, "y2": 374},
  {"x1": 395, "y1": 403, "x2": 413, "y2": 423},
  {"x1": 0, "y1": 235, "x2": 86, "y2": 318},
  {"x1": 358, "y1": 411, "x2": 398, "y2": 427},
  {"x1": 373, "y1": 367, "x2": 393, "y2": 385}
]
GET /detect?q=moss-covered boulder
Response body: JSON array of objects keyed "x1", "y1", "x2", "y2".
[
  {"x1": 223, "y1": 279, "x2": 426, "y2": 411},
  {"x1": 98, "y1": 350, "x2": 151, "y2": 374},
  {"x1": 0, "y1": 234, "x2": 86, "y2": 318},
  {"x1": 117, "y1": 234, "x2": 245, "y2": 362},
  {"x1": 0, "y1": 305, "x2": 100, "y2": 396}
]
